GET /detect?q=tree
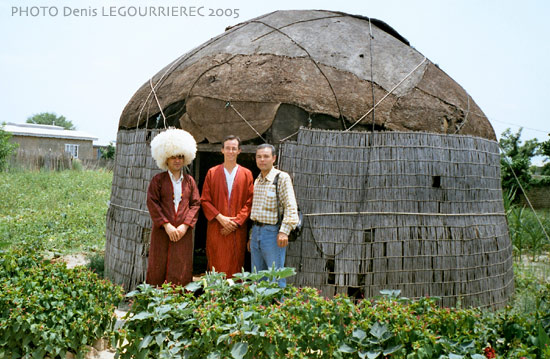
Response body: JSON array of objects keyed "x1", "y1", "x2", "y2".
[
  {"x1": 0, "y1": 124, "x2": 19, "y2": 171},
  {"x1": 26, "y1": 112, "x2": 75, "y2": 130},
  {"x1": 499, "y1": 128, "x2": 539, "y2": 199},
  {"x1": 539, "y1": 133, "x2": 550, "y2": 176},
  {"x1": 100, "y1": 142, "x2": 116, "y2": 160}
]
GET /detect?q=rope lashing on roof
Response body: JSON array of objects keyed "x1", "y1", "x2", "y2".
[
  {"x1": 149, "y1": 78, "x2": 167, "y2": 128},
  {"x1": 454, "y1": 94, "x2": 470, "y2": 134},
  {"x1": 346, "y1": 57, "x2": 428, "y2": 132},
  {"x1": 225, "y1": 101, "x2": 267, "y2": 142},
  {"x1": 134, "y1": 30, "x2": 238, "y2": 129},
  {"x1": 252, "y1": 19, "x2": 347, "y2": 130},
  {"x1": 279, "y1": 130, "x2": 300, "y2": 143},
  {"x1": 368, "y1": 17, "x2": 376, "y2": 129},
  {"x1": 279, "y1": 116, "x2": 315, "y2": 143}
]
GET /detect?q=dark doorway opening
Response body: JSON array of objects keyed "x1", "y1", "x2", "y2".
[{"x1": 192, "y1": 150, "x2": 259, "y2": 275}]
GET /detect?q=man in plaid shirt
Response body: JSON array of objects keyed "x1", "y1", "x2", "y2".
[{"x1": 247, "y1": 144, "x2": 299, "y2": 287}]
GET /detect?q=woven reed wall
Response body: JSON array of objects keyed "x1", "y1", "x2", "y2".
[
  {"x1": 104, "y1": 129, "x2": 162, "y2": 291},
  {"x1": 280, "y1": 128, "x2": 514, "y2": 308}
]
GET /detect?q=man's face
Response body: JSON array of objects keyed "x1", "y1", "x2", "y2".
[
  {"x1": 221, "y1": 139, "x2": 241, "y2": 162},
  {"x1": 256, "y1": 147, "x2": 276, "y2": 172},
  {"x1": 166, "y1": 155, "x2": 184, "y2": 173}
]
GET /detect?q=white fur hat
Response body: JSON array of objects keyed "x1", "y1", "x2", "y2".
[{"x1": 150, "y1": 128, "x2": 197, "y2": 170}]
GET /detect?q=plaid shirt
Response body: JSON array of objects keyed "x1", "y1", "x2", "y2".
[{"x1": 250, "y1": 167, "x2": 299, "y2": 235}]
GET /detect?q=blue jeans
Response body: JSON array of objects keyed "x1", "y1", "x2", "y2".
[{"x1": 250, "y1": 224, "x2": 287, "y2": 287}]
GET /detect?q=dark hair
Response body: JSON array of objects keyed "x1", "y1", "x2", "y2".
[
  {"x1": 222, "y1": 135, "x2": 241, "y2": 148},
  {"x1": 256, "y1": 143, "x2": 276, "y2": 156}
]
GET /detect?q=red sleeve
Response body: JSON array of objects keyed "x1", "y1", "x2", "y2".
[
  {"x1": 234, "y1": 169, "x2": 254, "y2": 226},
  {"x1": 183, "y1": 175, "x2": 201, "y2": 228},
  {"x1": 200, "y1": 168, "x2": 220, "y2": 221},
  {"x1": 146, "y1": 174, "x2": 170, "y2": 229}
]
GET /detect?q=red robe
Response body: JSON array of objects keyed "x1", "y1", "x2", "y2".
[
  {"x1": 146, "y1": 172, "x2": 200, "y2": 286},
  {"x1": 201, "y1": 164, "x2": 253, "y2": 277}
]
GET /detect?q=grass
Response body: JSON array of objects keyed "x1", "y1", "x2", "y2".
[
  {"x1": 512, "y1": 261, "x2": 550, "y2": 315},
  {"x1": 508, "y1": 207, "x2": 550, "y2": 260},
  {"x1": 0, "y1": 169, "x2": 112, "y2": 255}
]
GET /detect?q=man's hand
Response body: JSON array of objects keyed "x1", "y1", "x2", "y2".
[
  {"x1": 176, "y1": 224, "x2": 189, "y2": 240},
  {"x1": 277, "y1": 232, "x2": 289, "y2": 248},
  {"x1": 163, "y1": 223, "x2": 180, "y2": 242},
  {"x1": 216, "y1": 214, "x2": 238, "y2": 235}
]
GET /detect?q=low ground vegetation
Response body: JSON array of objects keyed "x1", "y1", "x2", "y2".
[
  {"x1": 0, "y1": 170, "x2": 112, "y2": 255},
  {"x1": 0, "y1": 248, "x2": 122, "y2": 358},
  {"x1": 116, "y1": 268, "x2": 550, "y2": 359}
]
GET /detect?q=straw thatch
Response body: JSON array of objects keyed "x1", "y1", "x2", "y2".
[
  {"x1": 104, "y1": 129, "x2": 163, "y2": 291},
  {"x1": 281, "y1": 128, "x2": 513, "y2": 308}
]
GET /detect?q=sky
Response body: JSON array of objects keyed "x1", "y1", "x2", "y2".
[{"x1": 1, "y1": 0, "x2": 549, "y2": 163}]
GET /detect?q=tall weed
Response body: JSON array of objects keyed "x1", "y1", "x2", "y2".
[{"x1": 504, "y1": 188, "x2": 550, "y2": 259}]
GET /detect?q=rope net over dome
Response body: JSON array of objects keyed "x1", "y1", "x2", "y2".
[{"x1": 118, "y1": 10, "x2": 495, "y2": 144}]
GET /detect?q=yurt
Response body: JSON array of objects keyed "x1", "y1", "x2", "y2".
[{"x1": 104, "y1": 10, "x2": 513, "y2": 308}]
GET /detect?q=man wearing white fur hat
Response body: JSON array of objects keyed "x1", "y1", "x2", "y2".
[{"x1": 146, "y1": 128, "x2": 200, "y2": 286}]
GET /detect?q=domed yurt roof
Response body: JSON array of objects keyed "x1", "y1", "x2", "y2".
[{"x1": 119, "y1": 9, "x2": 495, "y2": 143}]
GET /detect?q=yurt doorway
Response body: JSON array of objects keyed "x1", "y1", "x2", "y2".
[{"x1": 192, "y1": 147, "x2": 259, "y2": 276}]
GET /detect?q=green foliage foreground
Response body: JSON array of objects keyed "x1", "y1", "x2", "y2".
[
  {"x1": 0, "y1": 249, "x2": 123, "y2": 358},
  {"x1": 117, "y1": 268, "x2": 550, "y2": 359}
]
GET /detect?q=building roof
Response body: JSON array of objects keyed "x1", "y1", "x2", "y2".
[
  {"x1": 4, "y1": 122, "x2": 98, "y2": 141},
  {"x1": 120, "y1": 9, "x2": 495, "y2": 143}
]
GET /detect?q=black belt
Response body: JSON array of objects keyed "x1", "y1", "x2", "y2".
[{"x1": 252, "y1": 221, "x2": 272, "y2": 227}]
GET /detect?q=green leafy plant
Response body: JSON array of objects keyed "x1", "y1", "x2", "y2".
[
  {"x1": 507, "y1": 207, "x2": 550, "y2": 259},
  {"x1": 0, "y1": 124, "x2": 18, "y2": 171},
  {"x1": 0, "y1": 248, "x2": 123, "y2": 358},
  {"x1": 499, "y1": 128, "x2": 539, "y2": 200},
  {"x1": 87, "y1": 252, "x2": 105, "y2": 278},
  {"x1": 114, "y1": 267, "x2": 550, "y2": 359},
  {"x1": 100, "y1": 142, "x2": 116, "y2": 160}
]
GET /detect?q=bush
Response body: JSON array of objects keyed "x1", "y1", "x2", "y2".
[
  {"x1": 507, "y1": 207, "x2": 550, "y2": 259},
  {"x1": 71, "y1": 158, "x2": 83, "y2": 171},
  {"x1": 86, "y1": 252, "x2": 105, "y2": 278},
  {"x1": 114, "y1": 268, "x2": 550, "y2": 359},
  {"x1": 0, "y1": 125, "x2": 18, "y2": 172},
  {"x1": 0, "y1": 248, "x2": 123, "y2": 358}
]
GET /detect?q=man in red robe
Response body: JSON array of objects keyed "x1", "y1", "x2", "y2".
[
  {"x1": 201, "y1": 135, "x2": 254, "y2": 278},
  {"x1": 146, "y1": 128, "x2": 200, "y2": 286}
]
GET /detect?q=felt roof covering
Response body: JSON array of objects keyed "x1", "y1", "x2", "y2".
[{"x1": 119, "y1": 9, "x2": 495, "y2": 142}]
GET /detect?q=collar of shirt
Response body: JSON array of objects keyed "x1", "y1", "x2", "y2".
[
  {"x1": 224, "y1": 164, "x2": 239, "y2": 199},
  {"x1": 223, "y1": 164, "x2": 239, "y2": 177},
  {"x1": 168, "y1": 170, "x2": 183, "y2": 183},
  {"x1": 258, "y1": 167, "x2": 278, "y2": 184}
]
